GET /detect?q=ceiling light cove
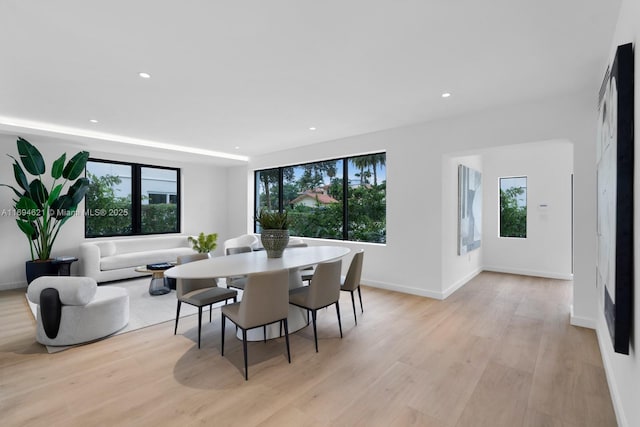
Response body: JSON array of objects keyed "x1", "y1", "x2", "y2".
[
  {"x1": 0, "y1": 116, "x2": 249, "y2": 162},
  {"x1": 441, "y1": 92, "x2": 451, "y2": 98},
  {"x1": 138, "y1": 72, "x2": 151, "y2": 79}
]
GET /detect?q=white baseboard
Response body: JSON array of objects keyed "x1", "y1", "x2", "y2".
[
  {"x1": 569, "y1": 304, "x2": 596, "y2": 329},
  {"x1": 442, "y1": 268, "x2": 482, "y2": 299},
  {"x1": 0, "y1": 281, "x2": 27, "y2": 291},
  {"x1": 361, "y1": 279, "x2": 444, "y2": 300},
  {"x1": 483, "y1": 266, "x2": 573, "y2": 281},
  {"x1": 595, "y1": 319, "x2": 628, "y2": 427}
]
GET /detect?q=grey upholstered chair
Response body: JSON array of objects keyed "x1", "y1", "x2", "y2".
[
  {"x1": 289, "y1": 259, "x2": 343, "y2": 352},
  {"x1": 340, "y1": 249, "x2": 364, "y2": 325},
  {"x1": 174, "y1": 253, "x2": 238, "y2": 348},
  {"x1": 221, "y1": 269, "x2": 291, "y2": 380},
  {"x1": 225, "y1": 246, "x2": 253, "y2": 290}
]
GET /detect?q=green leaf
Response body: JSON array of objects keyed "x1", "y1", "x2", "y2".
[
  {"x1": 50, "y1": 195, "x2": 73, "y2": 219},
  {"x1": 67, "y1": 177, "x2": 90, "y2": 205},
  {"x1": 47, "y1": 184, "x2": 63, "y2": 205},
  {"x1": 15, "y1": 196, "x2": 40, "y2": 221},
  {"x1": 16, "y1": 219, "x2": 38, "y2": 240},
  {"x1": 17, "y1": 137, "x2": 45, "y2": 175},
  {"x1": 51, "y1": 153, "x2": 66, "y2": 179},
  {"x1": 62, "y1": 151, "x2": 89, "y2": 180},
  {"x1": 12, "y1": 161, "x2": 30, "y2": 192},
  {"x1": 28, "y1": 179, "x2": 49, "y2": 209},
  {"x1": 0, "y1": 183, "x2": 23, "y2": 199}
]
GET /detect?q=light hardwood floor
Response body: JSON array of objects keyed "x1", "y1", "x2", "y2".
[{"x1": 0, "y1": 272, "x2": 617, "y2": 426}]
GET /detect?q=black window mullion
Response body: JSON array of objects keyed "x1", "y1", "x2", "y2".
[
  {"x1": 131, "y1": 165, "x2": 141, "y2": 234},
  {"x1": 278, "y1": 168, "x2": 284, "y2": 212},
  {"x1": 343, "y1": 157, "x2": 349, "y2": 240}
]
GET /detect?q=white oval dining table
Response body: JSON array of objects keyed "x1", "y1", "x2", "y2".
[{"x1": 164, "y1": 245, "x2": 351, "y2": 341}]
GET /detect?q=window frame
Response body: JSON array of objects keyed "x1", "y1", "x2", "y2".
[
  {"x1": 499, "y1": 175, "x2": 527, "y2": 239},
  {"x1": 253, "y1": 152, "x2": 386, "y2": 243},
  {"x1": 84, "y1": 158, "x2": 181, "y2": 238}
]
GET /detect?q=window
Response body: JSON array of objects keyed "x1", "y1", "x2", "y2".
[
  {"x1": 254, "y1": 153, "x2": 386, "y2": 243},
  {"x1": 85, "y1": 160, "x2": 180, "y2": 237},
  {"x1": 500, "y1": 176, "x2": 527, "y2": 238}
]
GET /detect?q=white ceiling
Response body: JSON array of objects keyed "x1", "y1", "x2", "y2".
[{"x1": 0, "y1": 1, "x2": 621, "y2": 164}]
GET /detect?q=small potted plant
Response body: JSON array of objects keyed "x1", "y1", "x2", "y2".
[
  {"x1": 188, "y1": 232, "x2": 218, "y2": 254},
  {"x1": 256, "y1": 209, "x2": 289, "y2": 258}
]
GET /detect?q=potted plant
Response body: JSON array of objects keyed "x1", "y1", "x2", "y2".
[
  {"x1": 256, "y1": 209, "x2": 289, "y2": 258},
  {"x1": 188, "y1": 232, "x2": 218, "y2": 254},
  {"x1": 1, "y1": 137, "x2": 90, "y2": 283}
]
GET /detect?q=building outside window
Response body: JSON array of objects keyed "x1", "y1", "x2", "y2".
[
  {"x1": 85, "y1": 160, "x2": 180, "y2": 237},
  {"x1": 255, "y1": 152, "x2": 386, "y2": 243}
]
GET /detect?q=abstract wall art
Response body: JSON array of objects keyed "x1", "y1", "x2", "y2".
[
  {"x1": 458, "y1": 164, "x2": 482, "y2": 255},
  {"x1": 596, "y1": 42, "x2": 634, "y2": 355}
]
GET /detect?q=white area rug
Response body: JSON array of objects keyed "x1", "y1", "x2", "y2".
[{"x1": 27, "y1": 277, "x2": 231, "y2": 353}]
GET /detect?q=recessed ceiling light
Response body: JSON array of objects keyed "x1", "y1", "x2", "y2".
[
  {"x1": 138, "y1": 72, "x2": 151, "y2": 79},
  {"x1": 309, "y1": 127, "x2": 317, "y2": 131},
  {"x1": 234, "y1": 146, "x2": 240, "y2": 150},
  {"x1": 89, "y1": 119, "x2": 98, "y2": 123},
  {"x1": 441, "y1": 92, "x2": 451, "y2": 98}
]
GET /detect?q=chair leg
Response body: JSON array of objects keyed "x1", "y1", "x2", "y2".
[
  {"x1": 242, "y1": 329, "x2": 249, "y2": 381},
  {"x1": 357, "y1": 286, "x2": 363, "y2": 312},
  {"x1": 283, "y1": 319, "x2": 291, "y2": 363},
  {"x1": 335, "y1": 302, "x2": 343, "y2": 338},
  {"x1": 311, "y1": 310, "x2": 318, "y2": 353},
  {"x1": 198, "y1": 306, "x2": 203, "y2": 348},
  {"x1": 174, "y1": 300, "x2": 182, "y2": 335},
  {"x1": 350, "y1": 291, "x2": 357, "y2": 325},
  {"x1": 263, "y1": 325, "x2": 267, "y2": 343},
  {"x1": 221, "y1": 314, "x2": 226, "y2": 356}
]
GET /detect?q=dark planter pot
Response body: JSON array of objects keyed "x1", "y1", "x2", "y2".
[{"x1": 25, "y1": 260, "x2": 59, "y2": 284}]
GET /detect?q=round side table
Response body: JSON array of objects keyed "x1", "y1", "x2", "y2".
[{"x1": 135, "y1": 265, "x2": 174, "y2": 295}]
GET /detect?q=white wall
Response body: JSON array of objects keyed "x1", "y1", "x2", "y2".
[
  {"x1": 0, "y1": 132, "x2": 229, "y2": 289},
  {"x1": 441, "y1": 154, "x2": 483, "y2": 297},
  {"x1": 594, "y1": 0, "x2": 640, "y2": 425},
  {"x1": 249, "y1": 91, "x2": 597, "y2": 303},
  {"x1": 482, "y1": 140, "x2": 573, "y2": 280}
]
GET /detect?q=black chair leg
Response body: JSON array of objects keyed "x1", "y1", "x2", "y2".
[
  {"x1": 198, "y1": 306, "x2": 203, "y2": 348},
  {"x1": 283, "y1": 319, "x2": 291, "y2": 363},
  {"x1": 336, "y1": 302, "x2": 343, "y2": 338},
  {"x1": 174, "y1": 300, "x2": 182, "y2": 335},
  {"x1": 357, "y1": 286, "x2": 363, "y2": 312},
  {"x1": 242, "y1": 329, "x2": 248, "y2": 381},
  {"x1": 350, "y1": 291, "x2": 357, "y2": 325},
  {"x1": 311, "y1": 310, "x2": 318, "y2": 352},
  {"x1": 221, "y1": 314, "x2": 226, "y2": 356}
]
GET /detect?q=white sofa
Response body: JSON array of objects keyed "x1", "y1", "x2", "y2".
[{"x1": 80, "y1": 235, "x2": 196, "y2": 283}]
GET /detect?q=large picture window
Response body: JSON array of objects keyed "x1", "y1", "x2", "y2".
[
  {"x1": 255, "y1": 153, "x2": 386, "y2": 243},
  {"x1": 85, "y1": 159, "x2": 180, "y2": 237}
]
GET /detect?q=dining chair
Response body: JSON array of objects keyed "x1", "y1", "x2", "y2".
[
  {"x1": 285, "y1": 241, "x2": 315, "y2": 283},
  {"x1": 221, "y1": 269, "x2": 291, "y2": 380},
  {"x1": 340, "y1": 249, "x2": 365, "y2": 325},
  {"x1": 289, "y1": 259, "x2": 342, "y2": 352},
  {"x1": 224, "y1": 246, "x2": 253, "y2": 290},
  {"x1": 174, "y1": 253, "x2": 238, "y2": 348}
]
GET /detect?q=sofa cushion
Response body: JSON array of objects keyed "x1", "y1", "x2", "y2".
[
  {"x1": 112, "y1": 236, "x2": 190, "y2": 255},
  {"x1": 96, "y1": 241, "x2": 117, "y2": 257},
  {"x1": 100, "y1": 247, "x2": 195, "y2": 271}
]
